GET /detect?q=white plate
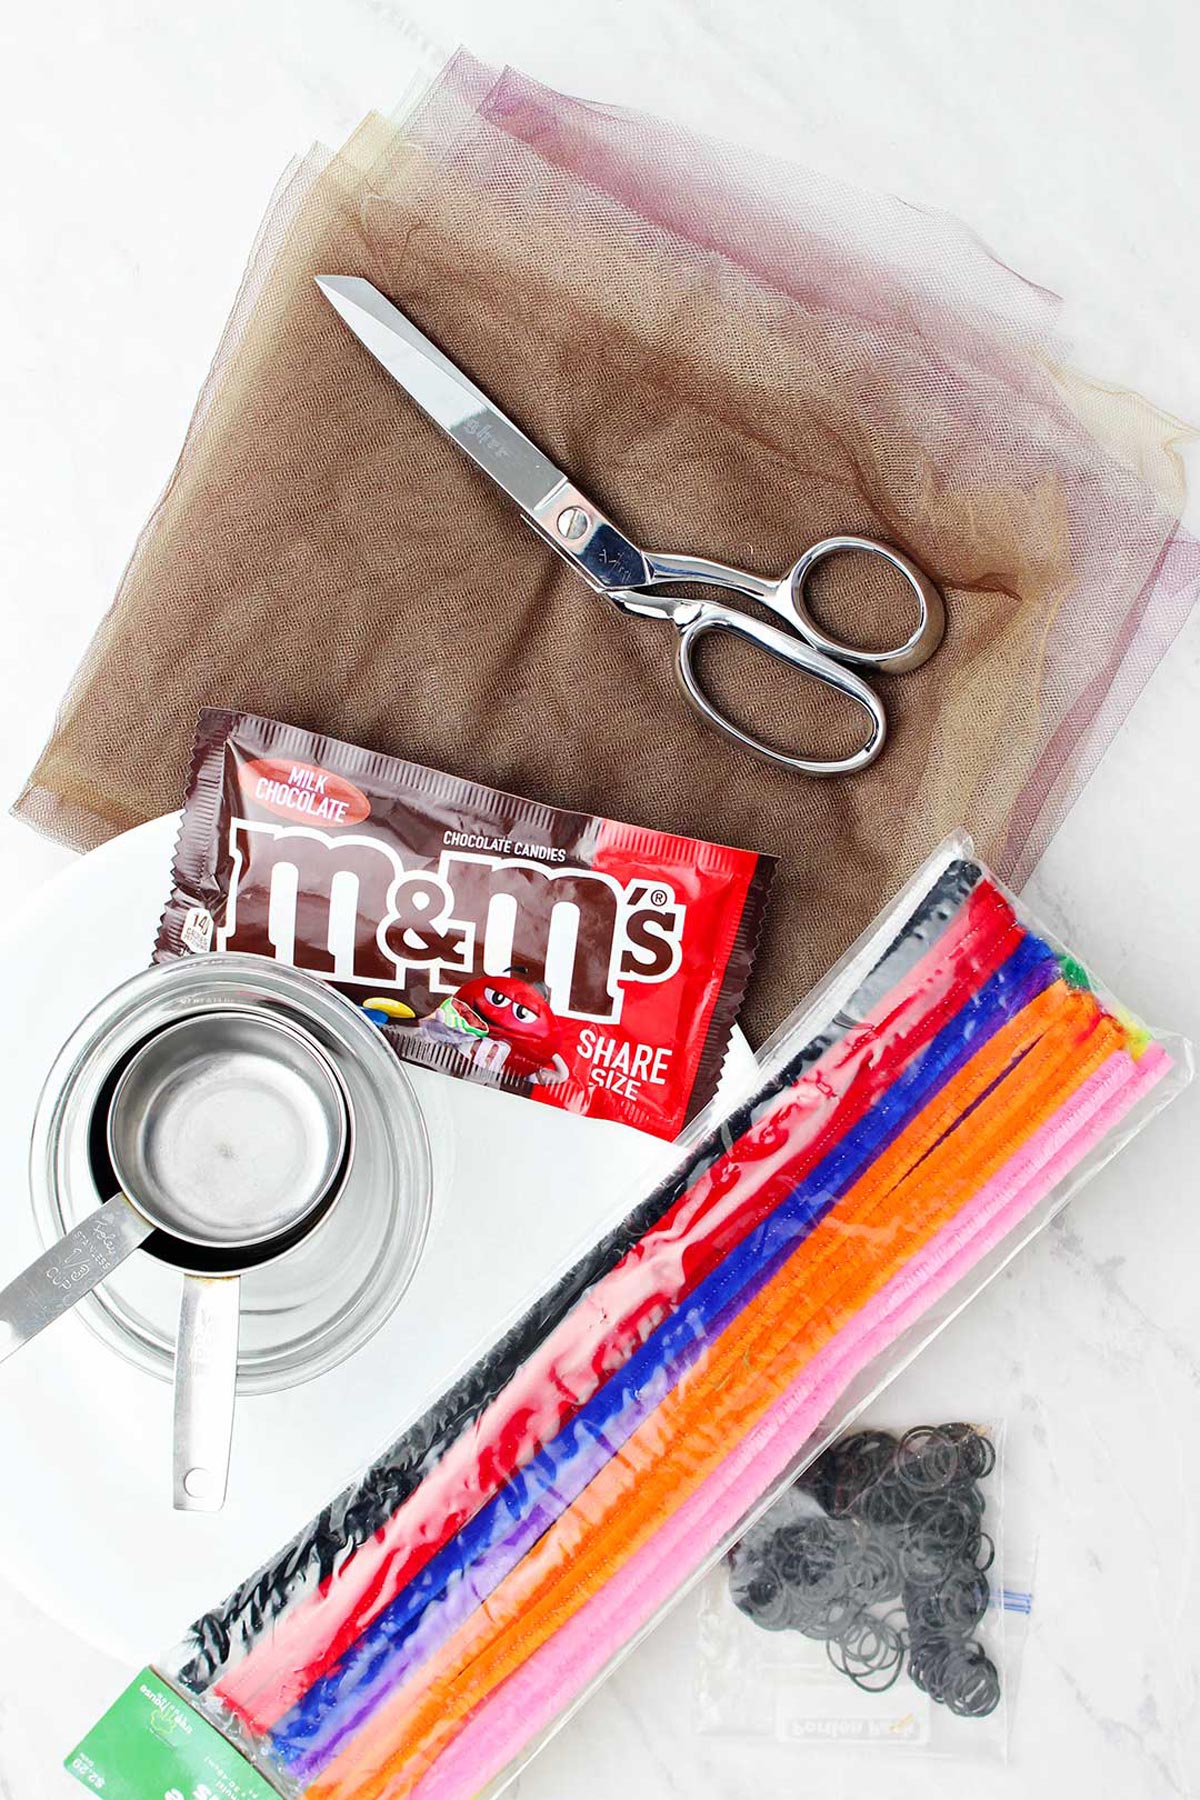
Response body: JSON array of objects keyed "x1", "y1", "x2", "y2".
[{"x1": 0, "y1": 816, "x2": 754, "y2": 1664}]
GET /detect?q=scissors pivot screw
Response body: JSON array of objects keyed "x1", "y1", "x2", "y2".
[{"x1": 556, "y1": 506, "x2": 590, "y2": 541}]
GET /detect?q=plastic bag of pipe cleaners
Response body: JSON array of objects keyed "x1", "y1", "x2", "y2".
[
  {"x1": 694, "y1": 1418, "x2": 1036, "y2": 1761},
  {"x1": 67, "y1": 832, "x2": 1190, "y2": 1800}
]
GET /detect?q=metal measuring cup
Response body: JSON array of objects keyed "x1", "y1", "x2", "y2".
[{"x1": 0, "y1": 1010, "x2": 352, "y2": 1510}]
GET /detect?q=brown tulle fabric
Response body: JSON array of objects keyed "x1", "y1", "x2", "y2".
[{"x1": 16, "y1": 53, "x2": 1199, "y2": 1044}]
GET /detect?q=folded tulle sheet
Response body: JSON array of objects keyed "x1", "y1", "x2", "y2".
[
  {"x1": 17, "y1": 53, "x2": 1200, "y2": 1041},
  {"x1": 136, "y1": 834, "x2": 1185, "y2": 1800}
]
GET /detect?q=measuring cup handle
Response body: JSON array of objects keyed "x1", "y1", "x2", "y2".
[
  {"x1": 173, "y1": 1274, "x2": 241, "y2": 1513},
  {"x1": 0, "y1": 1195, "x2": 153, "y2": 1366}
]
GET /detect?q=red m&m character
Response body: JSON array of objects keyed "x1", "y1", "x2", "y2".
[{"x1": 451, "y1": 972, "x2": 565, "y2": 1081}]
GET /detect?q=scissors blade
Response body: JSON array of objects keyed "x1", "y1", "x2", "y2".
[{"x1": 315, "y1": 276, "x2": 568, "y2": 516}]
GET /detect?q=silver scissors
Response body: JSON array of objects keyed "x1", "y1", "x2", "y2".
[{"x1": 317, "y1": 276, "x2": 945, "y2": 776}]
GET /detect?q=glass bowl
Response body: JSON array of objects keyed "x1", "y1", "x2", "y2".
[{"x1": 29, "y1": 954, "x2": 432, "y2": 1394}]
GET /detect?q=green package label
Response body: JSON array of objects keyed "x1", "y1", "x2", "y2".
[{"x1": 66, "y1": 1668, "x2": 280, "y2": 1800}]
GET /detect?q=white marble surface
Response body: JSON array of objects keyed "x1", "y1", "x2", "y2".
[{"x1": 1, "y1": 2, "x2": 1199, "y2": 1796}]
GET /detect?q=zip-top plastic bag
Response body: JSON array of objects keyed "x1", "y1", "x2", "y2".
[
  {"x1": 67, "y1": 831, "x2": 1190, "y2": 1800},
  {"x1": 696, "y1": 1417, "x2": 1035, "y2": 1761}
]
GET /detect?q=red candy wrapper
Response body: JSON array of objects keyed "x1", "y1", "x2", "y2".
[{"x1": 154, "y1": 710, "x2": 773, "y2": 1139}]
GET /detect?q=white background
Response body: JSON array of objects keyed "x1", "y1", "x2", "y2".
[{"x1": 2, "y1": 2, "x2": 1200, "y2": 1797}]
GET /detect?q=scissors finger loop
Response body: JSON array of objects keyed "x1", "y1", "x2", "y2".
[
  {"x1": 790, "y1": 536, "x2": 945, "y2": 675},
  {"x1": 674, "y1": 602, "x2": 887, "y2": 777}
]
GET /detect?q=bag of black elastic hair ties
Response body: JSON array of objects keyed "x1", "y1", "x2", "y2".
[{"x1": 727, "y1": 1424, "x2": 1001, "y2": 1719}]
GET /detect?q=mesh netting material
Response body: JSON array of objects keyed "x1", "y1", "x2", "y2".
[{"x1": 15, "y1": 52, "x2": 1198, "y2": 1042}]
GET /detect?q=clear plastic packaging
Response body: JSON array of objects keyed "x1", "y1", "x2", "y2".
[
  {"x1": 696, "y1": 1419, "x2": 1033, "y2": 1760},
  {"x1": 67, "y1": 832, "x2": 1191, "y2": 1800}
]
